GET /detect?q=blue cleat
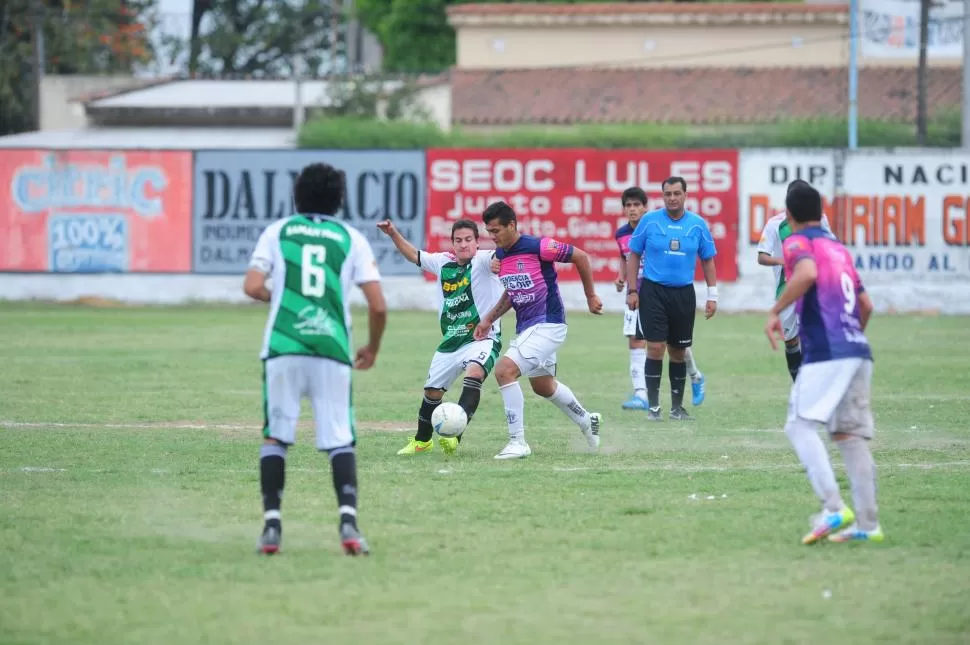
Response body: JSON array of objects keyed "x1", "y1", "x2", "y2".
[
  {"x1": 622, "y1": 395, "x2": 648, "y2": 410},
  {"x1": 691, "y1": 375, "x2": 706, "y2": 406}
]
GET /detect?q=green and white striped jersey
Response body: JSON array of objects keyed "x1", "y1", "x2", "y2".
[
  {"x1": 249, "y1": 215, "x2": 381, "y2": 364},
  {"x1": 418, "y1": 249, "x2": 504, "y2": 353}
]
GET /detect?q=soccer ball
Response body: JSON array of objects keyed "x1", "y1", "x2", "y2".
[{"x1": 431, "y1": 402, "x2": 467, "y2": 437}]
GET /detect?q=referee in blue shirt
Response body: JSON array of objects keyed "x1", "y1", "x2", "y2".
[{"x1": 625, "y1": 176, "x2": 719, "y2": 421}]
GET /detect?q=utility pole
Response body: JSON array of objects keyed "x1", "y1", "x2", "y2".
[
  {"x1": 29, "y1": 0, "x2": 45, "y2": 131},
  {"x1": 848, "y1": 0, "x2": 859, "y2": 150},
  {"x1": 916, "y1": 0, "x2": 930, "y2": 145},
  {"x1": 963, "y1": 0, "x2": 970, "y2": 147}
]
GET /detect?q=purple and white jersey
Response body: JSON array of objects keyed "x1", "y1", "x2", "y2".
[
  {"x1": 783, "y1": 226, "x2": 872, "y2": 365},
  {"x1": 496, "y1": 234, "x2": 574, "y2": 334}
]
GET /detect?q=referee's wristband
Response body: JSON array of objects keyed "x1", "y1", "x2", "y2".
[{"x1": 707, "y1": 286, "x2": 719, "y2": 302}]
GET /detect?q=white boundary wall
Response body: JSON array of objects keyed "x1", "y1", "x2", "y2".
[
  {"x1": 3, "y1": 274, "x2": 968, "y2": 314},
  {"x1": 2, "y1": 148, "x2": 969, "y2": 314}
]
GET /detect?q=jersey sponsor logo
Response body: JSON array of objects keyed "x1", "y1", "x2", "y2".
[
  {"x1": 511, "y1": 292, "x2": 536, "y2": 305},
  {"x1": 442, "y1": 275, "x2": 470, "y2": 292},
  {"x1": 445, "y1": 322, "x2": 474, "y2": 336},
  {"x1": 445, "y1": 309, "x2": 473, "y2": 322},
  {"x1": 444, "y1": 292, "x2": 470, "y2": 308},
  {"x1": 500, "y1": 273, "x2": 535, "y2": 290},
  {"x1": 293, "y1": 305, "x2": 338, "y2": 336},
  {"x1": 285, "y1": 224, "x2": 345, "y2": 242}
]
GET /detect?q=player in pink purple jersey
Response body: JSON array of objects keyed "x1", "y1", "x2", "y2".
[
  {"x1": 474, "y1": 201, "x2": 604, "y2": 460},
  {"x1": 614, "y1": 187, "x2": 706, "y2": 410},
  {"x1": 765, "y1": 182, "x2": 883, "y2": 545}
]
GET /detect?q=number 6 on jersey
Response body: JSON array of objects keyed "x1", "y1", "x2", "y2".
[{"x1": 302, "y1": 245, "x2": 327, "y2": 297}]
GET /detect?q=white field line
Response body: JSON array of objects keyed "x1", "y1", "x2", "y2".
[
  {"x1": 6, "y1": 461, "x2": 970, "y2": 476},
  {"x1": 0, "y1": 421, "x2": 412, "y2": 432}
]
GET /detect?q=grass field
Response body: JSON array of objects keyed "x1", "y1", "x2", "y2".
[{"x1": 1, "y1": 302, "x2": 968, "y2": 645}]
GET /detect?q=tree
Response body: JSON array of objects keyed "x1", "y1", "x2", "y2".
[
  {"x1": 916, "y1": 0, "x2": 930, "y2": 145},
  {"x1": 181, "y1": 0, "x2": 344, "y2": 77},
  {"x1": 0, "y1": 0, "x2": 155, "y2": 135}
]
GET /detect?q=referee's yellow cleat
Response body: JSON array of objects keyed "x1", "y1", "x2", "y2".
[
  {"x1": 397, "y1": 438, "x2": 433, "y2": 455},
  {"x1": 439, "y1": 436, "x2": 459, "y2": 455}
]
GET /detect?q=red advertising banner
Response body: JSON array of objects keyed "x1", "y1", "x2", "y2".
[
  {"x1": 0, "y1": 149, "x2": 192, "y2": 272},
  {"x1": 425, "y1": 149, "x2": 739, "y2": 282}
]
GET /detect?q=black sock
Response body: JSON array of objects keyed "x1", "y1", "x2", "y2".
[
  {"x1": 785, "y1": 344, "x2": 802, "y2": 382},
  {"x1": 669, "y1": 360, "x2": 687, "y2": 409},
  {"x1": 329, "y1": 447, "x2": 358, "y2": 527},
  {"x1": 415, "y1": 395, "x2": 441, "y2": 442},
  {"x1": 259, "y1": 443, "x2": 286, "y2": 529},
  {"x1": 458, "y1": 376, "x2": 483, "y2": 421},
  {"x1": 645, "y1": 358, "x2": 663, "y2": 409}
]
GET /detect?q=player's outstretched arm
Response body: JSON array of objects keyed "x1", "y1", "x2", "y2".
[
  {"x1": 475, "y1": 293, "x2": 512, "y2": 340},
  {"x1": 355, "y1": 281, "x2": 387, "y2": 370},
  {"x1": 570, "y1": 248, "x2": 603, "y2": 315},
  {"x1": 376, "y1": 219, "x2": 420, "y2": 265},
  {"x1": 243, "y1": 268, "x2": 271, "y2": 302}
]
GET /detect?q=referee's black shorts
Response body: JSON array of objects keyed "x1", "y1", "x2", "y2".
[{"x1": 638, "y1": 279, "x2": 696, "y2": 349}]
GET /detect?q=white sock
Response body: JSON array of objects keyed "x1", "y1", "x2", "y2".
[
  {"x1": 630, "y1": 348, "x2": 646, "y2": 398},
  {"x1": 546, "y1": 381, "x2": 590, "y2": 429},
  {"x1": 685, "y1": 348, "x2": 702, "y2": 380},
  {"x1": 499, "y1": 382, "x2": 525, "y2": 440},
  {"x1": 785, "y1": 417, "x2": 844, "y2": 513},
  {"x1": 837, "y1": 437, "x2": 879, "y2": 530}
]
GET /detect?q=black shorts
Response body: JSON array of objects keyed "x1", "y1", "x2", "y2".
[{"x1": 638, "y1": 279, "x2": 696, "y2": 348}]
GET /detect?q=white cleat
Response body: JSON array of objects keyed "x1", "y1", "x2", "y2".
[
  {"x1": 583, "y1": 412, "x2": 602, "y2": 449},
  {"x1": 494, "y1": 437, "x2": 532, "y2": 460}
]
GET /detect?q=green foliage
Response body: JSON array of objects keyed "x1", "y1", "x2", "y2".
[
  {"x1": 298, "y1": 113, "x2": 963, "y2": 150},
  {"x1": 0, "y1": 0, "x2": 156, "y2": 135},
  {"x1": 168, "y1": 0, "x2": 342, "y2": 76}
]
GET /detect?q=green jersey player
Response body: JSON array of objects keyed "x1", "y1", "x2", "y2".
[
  {"x1": 757, "y1": 179, "x2": 833, "y2": 382},
  {"x1": 377, "y1": 218, "x2": 505, "y2": 456},
  {"x1": 244, "y1": 162, "x2": 388, "y2": 557}
]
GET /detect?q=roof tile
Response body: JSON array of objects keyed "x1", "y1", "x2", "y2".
[{"x1": 450, "y1": 67, "x2": 961, "y2": 125}]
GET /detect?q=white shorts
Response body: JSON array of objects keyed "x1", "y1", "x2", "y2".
[
  {"x1": 263, "y1": 355, "x2": 355, "y2": 450},
  {"x1": 780, "y1": 302, "x2": 800, "y2": 343},
  {"x1": 787, "y1": 357, "x2": 874, "y2": 439},
  {"x1": 506, "y1": 322, "x2": 566, "y2": 378},
  {"x1": 425, "y1": 338, "x2": 502, "y2": 390},
  {"x1": 622, "y1": 309, "x2": 645, "y2": 339}
]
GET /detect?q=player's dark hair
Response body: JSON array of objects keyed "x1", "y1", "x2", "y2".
[
  {"x1": 785, "y1": 183, "x2": 823, "y2": 223},
  {"x1": 482, "y1": 201, "x2": 516, "y2": 226},
  {"x1": 787, "y1": 178, "x2": 812, "y2": 194},
  {"x1": 662, "y1": 176, "x2": 687, "y2": 192},
  {"x1": 452, "y1": 219, "x2": 479, "y2": 240},
  {"x1": 293, "y1": 163, "x2": 345, "y2": 215},
  {"x1": 622, "y1": 187, "x2": 647, "y2": 205}
]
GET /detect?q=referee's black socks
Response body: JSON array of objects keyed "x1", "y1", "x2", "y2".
[
  {"x1": 645, "y1": 358, "x2": 663, "y2": 409},
  {"x1": 669, "y1": 360, "x2": 687, "y2": 409}
]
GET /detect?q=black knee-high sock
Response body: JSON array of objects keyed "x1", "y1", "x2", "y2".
[
  {"x1": 785, "y1": 341, "x2": 802, "y2": 382},
  {"x1": 328, "y1": 446, "x2": 358, "y2": 527},
  {"x1": 645, "y1": 358, "x2": 663, "y2": 409},
  {"x1": 669, "y1": 360, "x2": 687, "y2": 409},
  {"x1": 456, "y1": 376, "x2": 484, "y2": 444},
  {"x1": 260, "y1": 443, "x2": 287, "y2": 529},
  {"x1": 415, "y1": 395, "x2": 441, "y2": 442},
  {"x1": 458, "y1": 376, "x2": 483, "y2": 420}
]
